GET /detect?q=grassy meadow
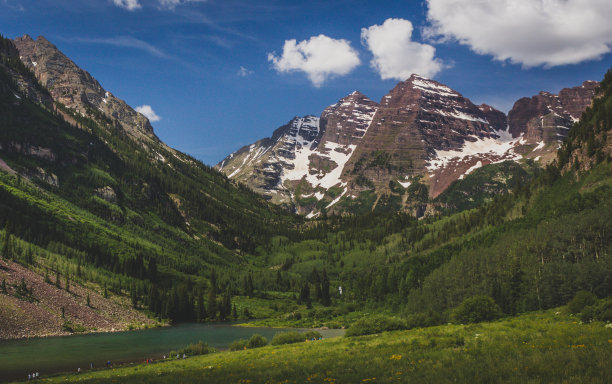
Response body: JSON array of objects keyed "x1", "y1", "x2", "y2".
[{"x1": 32, "y1": 310, "x2": 612, "y2": 383}]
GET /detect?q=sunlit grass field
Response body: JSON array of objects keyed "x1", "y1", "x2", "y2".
[{"x1": 33, "y1": 310, "x2": 612, "y2": 383}]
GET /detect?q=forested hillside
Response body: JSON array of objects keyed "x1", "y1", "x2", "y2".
[{"x1": 0, "y1": 35, "x2": 301, "y2": 333}]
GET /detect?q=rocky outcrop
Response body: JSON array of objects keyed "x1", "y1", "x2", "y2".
[
  {"x1": 13, "y1": 35, "x2": 156, "y2": 142},
  {"x1": 508, "y1": 81, "x2": 599, "y2": 161}
]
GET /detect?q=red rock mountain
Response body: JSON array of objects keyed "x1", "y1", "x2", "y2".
[{"x1": 218, "y1": 76, "x2": 598, "y2": 216}]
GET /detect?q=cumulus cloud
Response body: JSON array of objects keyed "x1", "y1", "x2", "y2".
[
  {"x1": 425, "y1": 0, "x2": 612, "y2": 67},
  {"x1": 136, "y1": 105, "x2": 161, "y2": 122},
  {"x1": 112, "y1": 0, "x2": 141, "y2": 11},
  {"x1": 237, "y1": 66, "x2": 254, "y2": 77},
  {"x1": 361, "y1": 18, "x2": 443, "y2": 80},
  {"x1": 268, "y1": 35, "x2": 360, "y2": 87}
]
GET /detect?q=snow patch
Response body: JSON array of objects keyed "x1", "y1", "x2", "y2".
[
  {"x1": 427, "y1": 128, "x2": 522, "y2": 172},
  {"x1": 398, "y1": 180, "x2": 411, "y2": 188},
  {"x1": 459, "y1": 160, "x2": 483, "y2": 179},
  {"x1": 326, "y1": 187, "x2": 347, "y2": 209},
  {"x1": 534, "y1": 141, "x2": 545, "y2": 151}
]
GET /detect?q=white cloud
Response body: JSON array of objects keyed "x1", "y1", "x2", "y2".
[
  {"x1": 73, "y1": 36, "x2": 167, "y2": 58},
  {"x1": 268, "y1": 34, "x2": 360, "y2": 87},
  {"x1": 426, "y1": 0, "x2": 612, "y2": 67},
  {"x1": 135, "y1": 105, "x2": 161, "y2": 122},
  {"x1": 112, "y1": 0, "x2": 141, "y2": 11},
  {"x1": 159, "y1": 0, "x2": 205, "y2": 10},
  {"x1": 361, "y1": 18, "x2": 443, "y2": 80},
  {"x1": 237, "y1": 66, "x2": 254, "y2": 77}
]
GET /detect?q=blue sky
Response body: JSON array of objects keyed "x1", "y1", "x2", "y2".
[{"x1": 1, "y1": 0, "x2": 611, "y2": 165}]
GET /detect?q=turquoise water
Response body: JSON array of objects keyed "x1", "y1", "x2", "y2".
[{"x1": 0, "y1": 323, "x2": 343, "y2": 382}]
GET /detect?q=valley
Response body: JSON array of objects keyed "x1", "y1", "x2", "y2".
[{"x1": 0, "y1": 13, "x2": 611, "y2": 383}]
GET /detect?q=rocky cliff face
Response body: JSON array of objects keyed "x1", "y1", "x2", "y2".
[
  {"x1": 508, "y1": 81, "x2": 599, "y2": 163},
  {"x1": 218, "y1": 75, "x2": 598, "y2": 217},
  {"x1": 13, "y1": 35, "x2": 155, "y2": 143}
]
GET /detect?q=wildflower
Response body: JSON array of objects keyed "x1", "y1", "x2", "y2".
[{"x1": 390, "y1": 354, "x2": 402, "y2": 360}]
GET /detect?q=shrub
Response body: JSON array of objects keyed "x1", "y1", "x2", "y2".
[
  {"x1": 271, "y1": 331, "x2": 323, "y2": 346},
  {"x1": 228, "y1": 339, "x2": 248, "y2": 351},
  {"x1": 175, "y1": 341, "x2": 216, "y2": 356},
  {"x1": 581, "y1": 298, "x2": 612, "y2": 322},
  {"x1": 567, "y1": 291, "x2": 598, "y2": 314},
  {"x1": 452, "y1": 296, "x2": 502, "y2": 324},
  {"x1": 303, "y1": 331, "x2": 322, "y2": 340},
  {"x1": 345, "y1": 315, "x2": 407, "y2": 337},
  {"x1": 246, "y1": 334, "x2": 268, "y2": 349},
  {"x1": 405, "y1": 311, "x2": 445, "y2": 329},
  {"x1": 271, "y1": 331, "x2": 303, "y2": 346},
  {"x1": 61, "y1": 321, "x2": 87, "y2": 333}
]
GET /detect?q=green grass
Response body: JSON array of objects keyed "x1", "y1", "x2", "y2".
[{"x1": 34, "y1": 310, "x2": 612, "y2": 383}]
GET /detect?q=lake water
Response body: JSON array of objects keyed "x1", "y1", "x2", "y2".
[{"x1": 0, "y1": 323, "x2": 344, "y2": 382}]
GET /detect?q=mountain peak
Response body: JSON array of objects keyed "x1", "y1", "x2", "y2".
[
  {"x1": 18, "y1": 34, "x2": 34, "y2": 42},
  {"x1": 13, "y1": 35, "x2": 156, "y2": 141}
]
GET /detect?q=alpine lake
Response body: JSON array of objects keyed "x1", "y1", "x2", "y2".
[{"x1": 0, "y1": 323, "x2": 344, "y2": 382}]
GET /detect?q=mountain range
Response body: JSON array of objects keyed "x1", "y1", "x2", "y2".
[{"x1": 217, "y1": 74, "x2": 597, "y2": 216}]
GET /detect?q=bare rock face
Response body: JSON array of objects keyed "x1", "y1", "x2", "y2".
[
  {"x1": 0, "y1": 35, "x2": 53, "y2": 106},
  {"x1": 508, "y1": 81, "x2": 599, "y2": 160},
  {"x1": 13, "y1": 35, "x2": 155, "y2": 142},
  {"x1": 344, "y1": 75, "x2": 509, "y2": 198},
  {"x1": 319, "y1": 91, "x2": 379, "y2": 146}
]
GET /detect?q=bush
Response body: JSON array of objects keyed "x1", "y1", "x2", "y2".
[
  {"x1": 345, "y1": 315, "x2": 407, "y2": 337},
  {"x1": 581, "y1": 298, "x2": 612, "y2": 322},
  {"x1": 271, "y1": 330, "x2": 323, "y2": 346},
  {"x1": 452, "y1": 296, "x2": 502, "y2": 324},
  {"x1": 405, "y1": 311, "x2": 445, "y2": 329},
  {"x1": 246, "y1": 334, "x2": 268, "y2": 349},
  {"x1": 174, "y1": 341, "x2": 216, "y2": 356},
  {"x1": 271, "y1": 331, "x2": 303, "y2": 345},
  {"x1": 567, "y1": 291, "x2": 598, "y2": 314},
  {"x1": 228, "y1": 339, "x2": 248, "y2": 351},
  {"x1": 303, "y1": 331, "x2": 322, "y2": 340},
  {"x1": 61, "y1": 321, "x2": 87, "y2": 333}
]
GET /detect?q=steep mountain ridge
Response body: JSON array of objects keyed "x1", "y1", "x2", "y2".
[
  {"x1": 218, "y1": 75, "x2": 598, "y2": 216},
  {"x1": 13, "y1": 35, "x2": 155, "y2": 143}
]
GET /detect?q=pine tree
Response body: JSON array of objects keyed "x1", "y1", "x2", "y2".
[
  {"x1": 246, "y1": 273, "x2": 254, "y2": 297},
  {"x1": 320, "y1": 269, "x2": 331, "y2": 306},
  {"x1": 197, "y1": 290, "x2": 207, "y2": 321},
  {"x1": 131, "y1": 285, "x2": 138, "y2": 308},
  {"x1": 220, "y1": 287, "x2": 231, "y2": 321},
  {"x1": 1, "y1": 230, "x2": 12, "y2": 260},
  {"x1": 207, "y1": 285, "x2": 217, "y2": 320}
]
